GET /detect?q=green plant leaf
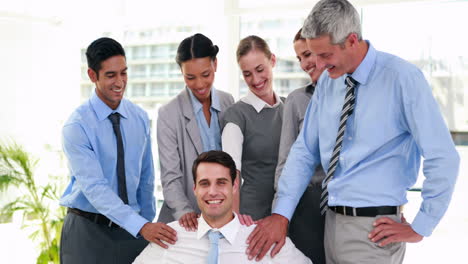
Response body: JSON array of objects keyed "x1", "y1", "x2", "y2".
[
  {"x1": 1, "y1": 197, "x2": 28, "y2": 215},
  {"x1": 36, "y1": 249, "x2": 49, "y2": 264},
  {"x1": 0, "y1": 173, "x2": 21, "y2": 191},
  {"x1": 0, "y1": 140, "x2": 64, "y2": 264}
]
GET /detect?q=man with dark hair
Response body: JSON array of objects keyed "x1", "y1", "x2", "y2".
[
  {"x1": 134, "y1": 150, "x2": 311, "y2": 263},
  {"x1": 60, "y1": 37, "x2": 177, "y2": 264},
  {"x1": 191, "y1": 150, "x2": 237, "y2": 184},
  {"x1": 247, "y1": 0, "x2": 459, "y2": 263}
]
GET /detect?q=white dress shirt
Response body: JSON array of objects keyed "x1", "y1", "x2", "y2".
[
  {"x1": 222, "y1": 91, "x2": 283, "y2": 171},
  {"x1": 133, "y1": 213, "x2": 311, "y2": 264}
]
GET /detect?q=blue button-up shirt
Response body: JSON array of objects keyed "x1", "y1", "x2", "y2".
[
  {"x1": 188, "y1": 86, "x2": 222, "y2": 152},
  {"x1": 60, "y1": 91, "x2": 156, "y2": 237},
  {"x1": 274, "y1": 42, "x2": 459, "y2": 237}
]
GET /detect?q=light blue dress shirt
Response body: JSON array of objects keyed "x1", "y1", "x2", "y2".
[
  {"x1": 60, "y1": 91, "x2": 156, "y2": 237},
  {"x1": 188, "y1": 87, "x2": 222, "y2": 152},
  {"x1": 274, "y1": 42, "x2": 459, "y2": 237}
]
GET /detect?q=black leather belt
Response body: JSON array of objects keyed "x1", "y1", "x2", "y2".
[
  {"x1": 329, "y1": 206, "x2": 398, "y2": 217},
  {"x1": 68, "y1": 207, "x2": 120, "y2": 228}
]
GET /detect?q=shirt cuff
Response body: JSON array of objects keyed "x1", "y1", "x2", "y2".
[
  {"x1": 272, "y1": 196, "x2": 298, "y2": 221},
  {"x1": 124, "y1": 213, "x2": 150, "y2": 238},
  {"x1": 411, "y1": 209, "x2": 439, "y2": 237}
]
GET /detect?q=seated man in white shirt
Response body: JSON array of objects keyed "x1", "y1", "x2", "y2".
[{"x1": 134, "y1": 150, "x2": 311, "y2": 264}]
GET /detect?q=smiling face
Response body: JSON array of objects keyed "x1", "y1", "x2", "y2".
[
  {"x1": 88, "y1": 55, "x2": 127, "y2": 110},
  {"x1": 293, "y1": 39, "x2": 324, "y2": 83},
  {"x1": 306, "y1": 34, "x2": 358, "y2": 79},
  {"x1": 238, "y1": 50, "x2": 276, "y2": 102},
  {"x1": 181, "y1": 57, "x2": 217, "y2": 103},
  {"x1": 193, "y1": 162, "x2": 237, "y2": 227}
]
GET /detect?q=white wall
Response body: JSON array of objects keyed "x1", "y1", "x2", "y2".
[{"x1": 0, "y1": 15, "x2": 80, "y2": 154}]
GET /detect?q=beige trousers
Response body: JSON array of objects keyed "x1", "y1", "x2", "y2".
[{"x1": 324, "y1": 209, "x2": 406, "y2": 264}]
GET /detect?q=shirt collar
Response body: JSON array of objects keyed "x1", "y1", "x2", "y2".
[
  {"x1": 211, "y1": 87, "x2": 221, "y2": 111},
  {"x1": 197, "y1": 212, "x2": 240, "y2": 245},
  {"x1": 187, "y1": 86, "x2": 221, "y2": 114},
  {"x1": 349, "y1": 40, "x2": 376, "y2": 86},
  {"x1": 242, "y1": 90, "x2": 282, "y2": 113},
  {"x1": 90, "y1": 89, "x2": 128, "y2": 121}
]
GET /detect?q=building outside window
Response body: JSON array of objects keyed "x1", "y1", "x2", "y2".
[
  {"x1": 131, "y1": 64, "x2": 147, "y2": 79},
  {"x1": 168, "y1": 82, "x2": 183, "y2": 97},
  {"x1": 150, "y1": 82, "x2": 167, "y2": 97},
  {"x1": 149, "y1": 64, "x2": 166, "y2": 78},
  {"x1": 131, "y1": 83, "x2": 146, "y2": 97}
]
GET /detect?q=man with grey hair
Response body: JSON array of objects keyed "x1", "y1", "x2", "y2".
[{"x1": 246, "y1": 0, "x2": 459, "y2": 263}]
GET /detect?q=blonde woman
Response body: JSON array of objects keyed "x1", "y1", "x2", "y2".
[{"x1": 221, "y1": 35, "x2": 284, "y2": 221}]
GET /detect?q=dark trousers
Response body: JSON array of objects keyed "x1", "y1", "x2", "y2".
[
  {"x1": 60, "y1": 212, "x2": 148, "y2": 264},
  {"x1": 288, "y1": 183, "x2": 326, "y2": 264}
]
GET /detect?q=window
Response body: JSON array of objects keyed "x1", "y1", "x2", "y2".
[
  {"x1": 168, "y1": 82, "x2": 183, "y2": 96},
  {"x1": 150, "y1": 45, "x2": 161, "y2": 59},
  {"x1": 168, "y1": 43, "x2": 178, "y2": 58},
  {"x1": 131, "y1": 46, "x2": 147, "y2": 60},
  {"x1": 150, "y1": 44, "x2": 171, "y2": 59},
  {"x1": 150, "y1": 64, "x2": 167, "y2": 78},
  {"x1": 276, "y1": 59, "x2": 295, "y2": 73},
  {"x1": 168, "y1": 64, "x2": 180, "y2": 78},
  {"x1": 150, "y1": 82, "x2": 167, "y2": 97},
  {"x1": 131, "y1": 83, "x2": 146, "y2": 97},
  {"x1": 131, "y1": 65, "x2": 147, "y2": 78}
]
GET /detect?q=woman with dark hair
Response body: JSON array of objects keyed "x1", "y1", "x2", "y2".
[
  {"x1": 273, "y1": 27, "x2": 326, "y2": 264},
  {"x1": 221, "y1": 35, "x2": 284, "y2": 221},
  {"x1": 156, "y1": 33, "x2": 234, "y2": 229}
]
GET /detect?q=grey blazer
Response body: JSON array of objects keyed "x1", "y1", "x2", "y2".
[{"x1": 156, "y1": 87, "x2": 234, "y2": 223}]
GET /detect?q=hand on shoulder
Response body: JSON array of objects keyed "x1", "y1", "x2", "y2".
[
  {"x1": 178, "y1": 212, "x2": 200, "y2": 232},
  {"x1": 140, "y1": 222, "x2": 178, "y2": 249},
  {"x1": 246, "y1": 214, "x2": 289, "y2": 261}
]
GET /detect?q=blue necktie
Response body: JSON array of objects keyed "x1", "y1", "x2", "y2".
[
  {"x1": 207, "y1": 230, "x2": 223, "y2": 264},
  {"x1": 109, "y1": 113, "x2": 128, "y2": 204}
]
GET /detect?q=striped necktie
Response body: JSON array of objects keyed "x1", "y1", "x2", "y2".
[
  {"x1": 320, "y1": 76, "x2": 358, "y2": 215},
  {"x1": 207, "y1": 230, "x2": 223, "y2": 264}
]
